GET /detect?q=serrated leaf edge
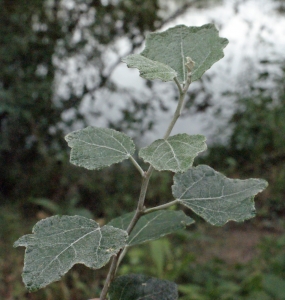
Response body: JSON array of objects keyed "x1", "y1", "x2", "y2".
[
  {"x1": 14, "y1": 215, "x2": 128, "y2": 291},
  {"x1": 141, "y1": 23, "x2": 229, "y2": 83},
  {"x1": 172, "y1": 165, "x2": 268, "y2": 225}
]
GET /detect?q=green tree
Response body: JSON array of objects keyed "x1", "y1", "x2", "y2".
[{"x1": 0, "y1": 0, "x2": 65, "y2": 202}]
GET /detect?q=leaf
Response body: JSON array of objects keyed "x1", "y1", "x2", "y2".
[
  {"x1": 14, "y1": 215, "x2": 127, "y2": 291},
  {"x1": 30, "y1": 198, "x2": 60, "y2": 214},
  {"x1": 109, "y1": 274, "x2": 178, "y2": 300},
  {"x1": 108, "y1": 210, "x2": 194, "y2": 246},
  {"x1": 149, "y1": 239, "x2": 171, "y2": 278},
  {"x1": 172, "y1": 165, "x2": 268, "y2": 226},
  {"x1": 122, "y1": 54, "x2": 177, "y2": 82},
  {"x1": 139, "y1": 134, "x2": 207, "y2": 172},
  {"x1": 65, "y1": 126, "x2": 135, "y2": 170},
  {"x1": 141, "y1": 23, "x2": 228, "y2": 83}
]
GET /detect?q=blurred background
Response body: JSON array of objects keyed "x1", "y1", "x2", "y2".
[{"x1": 1, "y1": 0, "x2": 285, "y2": 299}]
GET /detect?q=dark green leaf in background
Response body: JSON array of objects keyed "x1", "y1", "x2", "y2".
[
  {"x1": 263, "y1": 274, "x2": 285, "y2": 299},
  {"x1": 109, "y1": 274, "x2": 178, "y2": 300},
  {"x1": 108, "y1": 210, "x2": 194, "y2": 246}
]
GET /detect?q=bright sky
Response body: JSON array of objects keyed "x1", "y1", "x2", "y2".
[{"x1": 79, "y1": 0, "x2": 285, "y2": 145}]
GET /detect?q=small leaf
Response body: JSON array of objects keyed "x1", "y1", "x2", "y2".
[
  {"x1": 14, "y1": 215, "x2": 127, "y2": 291},
  {"x1": 65, "y1": 126, "x2": 135, "y2": 170},
  {"x1": 172, "y1": 165, "x2": 268, "y2": 226},
  {"x1": 108, "y1": 210, "x2": 194, "y2": 246},
  {"x1": 122, "y1": 54, "x2": 177, "y2": 82},
  {"x1": 141, "y1": 23, "x2": 228, "y2": 83},
  {"x1": 139, "y1": 134, "x2": 207, "y2": 173},
  {"x1": 109, "y1": 274, "x2": 178, "y2": 300}
]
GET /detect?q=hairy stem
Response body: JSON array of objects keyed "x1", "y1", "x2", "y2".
[
  {"x1": 116, "y1": 246, "x2": 128, "y2": 269},
  {"x1": 163, "y1": 77, "x2": 191, "y2": 139},
  {"x1": 99, "y1": 76, "x2": 190, "y2": 300},
  {"x1": 99, "y1": 253, "x2": 121, "y2": 300}
]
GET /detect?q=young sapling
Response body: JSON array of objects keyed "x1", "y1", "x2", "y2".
[{"x1": 15, "y1": 23, "x2": 268, "y2": 300}]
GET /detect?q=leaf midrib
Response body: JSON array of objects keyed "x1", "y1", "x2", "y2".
[
  {"x1": 74, "y1": 138, "x2": 128, "y2": 155},
  {"x1": 179, "y1": 183, "x2": 264, "y2": 202}
]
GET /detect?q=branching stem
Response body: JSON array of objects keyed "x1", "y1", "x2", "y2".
[
  {"x1": 99, "y1": 76, "x2": 191, "y2": 300},
  {"x1": 99, "y1": 165, "x2": 153, "y2": 300}
]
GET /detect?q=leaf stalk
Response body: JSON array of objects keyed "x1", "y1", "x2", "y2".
[
  {"x1": 129, "y1": 155, "x2": 145, "y2": 177},
  {"x1": 144, "y1": 199, "x2": 179, "y2": 214}
]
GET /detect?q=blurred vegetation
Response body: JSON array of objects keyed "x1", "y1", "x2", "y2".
[
  {"x1": 1, "y1": 0, "x2": 285, "y2": 299},
  {"x1": 203, "y1": 62, "x2": 285, "y2": 219},
  {"x1": 119, "y1": 228, "x2": 285, "y2": 300},
  {"x1": 0, "y1": 0, "x2": 213, "y2": 211},
  {"x1": 0, "y1": 0, "x2": 163, "y2": 208},
  {"x1": 2, "y1": 204, "x2": 285, "y2": 299}
]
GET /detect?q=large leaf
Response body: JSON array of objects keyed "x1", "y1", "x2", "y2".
[
  {"x1": 172, "y1": 165, "x2": 268, "y2": 226},
  {"x1": 65, "y1": 126, "x2": 135, "y2": 170},
  {"x1": 122, "y1": 54, "x2": 177, "y2": 82},
  {"x1": 14, "y1": 215, "x2": 127, "y2": 291},
  {"x1": 139, "y1": 134, "x2": 207, "y2": 172},
  {"x1": 141, "y1": 23, "x2": 228, "y2": 83},
  {"x1": 108, "y1": 210, "x2": 194, "y2": 246},
  {"x1": 109, "y1": 274, "x2": 178, "y2": 300}
]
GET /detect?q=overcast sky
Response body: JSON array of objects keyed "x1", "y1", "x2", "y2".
[{"x1": 76, "y1": 0, "x2": 285, "y2": 145}]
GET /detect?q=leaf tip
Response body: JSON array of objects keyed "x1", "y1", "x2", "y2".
[{"x1": 13, "y1": 240, "x2": 20, "y2": 248}]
